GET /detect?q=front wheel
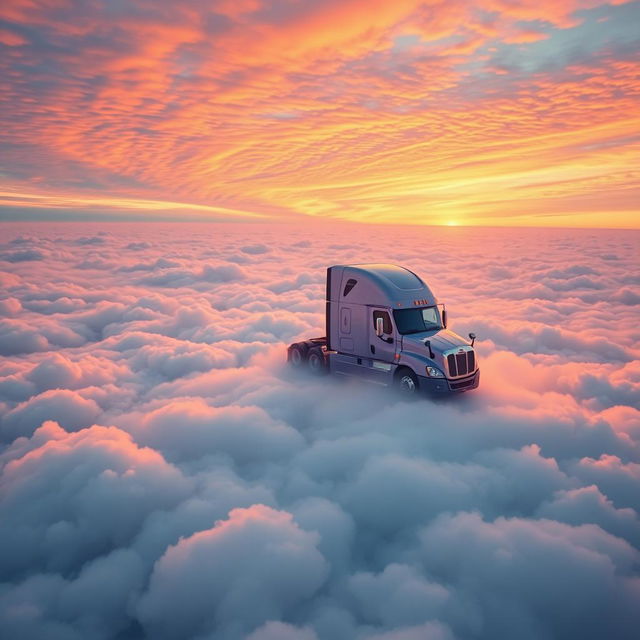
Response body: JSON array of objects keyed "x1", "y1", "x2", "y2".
[{"x1": 394, "y1": 368, "x2": 418, "y2": 396}]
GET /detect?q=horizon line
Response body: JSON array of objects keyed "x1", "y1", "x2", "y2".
[{"x1": 0, "y1": 217, "x2": 638, "y2": 232}]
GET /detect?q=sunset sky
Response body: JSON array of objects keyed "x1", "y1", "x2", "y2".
[
  {"x1": 2, "y1": 4, "x2": 640, "y2": 636},
  {"x1": 1, "y1": 0, "x2": 639, "y2": 227}
]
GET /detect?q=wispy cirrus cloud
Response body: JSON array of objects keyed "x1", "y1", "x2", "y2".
[{"x1": 0, "y1": 1, "x2": 638, "y2": 225}]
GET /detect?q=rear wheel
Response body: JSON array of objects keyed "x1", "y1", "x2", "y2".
[
  {"x1": 288, "y1": 343, "x2": 307, "y2": 368},
  {"x1": 394, "y1": 368, "x2": 418, "y2": 396},
  {"x1": 307, "y1": 346, "x2": 327, "y2": 375}
]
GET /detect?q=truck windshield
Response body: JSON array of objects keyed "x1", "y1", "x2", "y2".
[{"x1": 393, "y1": 307, "x2": 442, "y2": 334}]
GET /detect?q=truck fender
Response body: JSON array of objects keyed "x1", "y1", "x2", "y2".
[{"x1": 398, "y1": 351, "x2": 432, "y2": 377}]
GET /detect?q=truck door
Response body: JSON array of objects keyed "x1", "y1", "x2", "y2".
[
  {"x1": 338, "y1": 306, "x2": 354, "y2": 352},
  {"x1": 369, "y1": 308, "x2": 396, "y2": 365}
]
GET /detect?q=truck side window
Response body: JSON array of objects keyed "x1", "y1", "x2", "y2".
[
  {"x1": 373, "y1": 310, "x2": 392, "y2": 334},
  {"x1": 343, "y1": 278, "x2": 357, "y2": 297}
]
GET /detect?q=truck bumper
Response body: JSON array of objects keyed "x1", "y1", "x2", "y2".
[{"x1": 417, "y1": 369, "x2": 480, "y2": 394}]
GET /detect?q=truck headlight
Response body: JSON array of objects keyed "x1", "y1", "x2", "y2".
[{"x1": 425, "y1": 366, "x2": 444, "y2": 378}]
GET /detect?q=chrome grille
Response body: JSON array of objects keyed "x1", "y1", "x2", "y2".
[
  {"x1": 446, "y1": 349, "x2": 476, "y2": 378},
  {"x1": 467, "y1": 350, "x2": 475, "y2": 372},
  {"x1": 456, "y1": 352, "x2": 467, "y2": 376},
  {"x1": 447, "y1": 353, "x2": 457, "y2": 376}
]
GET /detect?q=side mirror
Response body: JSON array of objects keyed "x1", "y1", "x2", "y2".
[
  {"x1": 375, "y1": 316, "x2": 384, "y2": 338},
  {"x1": 469, "y1": 332, "x2": 476, "y2": 347},
  {"x1": 442, "y1": 308, "x2": 447, "y2": 328},
  {"x1": 425, "y1": 339, "x2": 435, "y2": 359}
]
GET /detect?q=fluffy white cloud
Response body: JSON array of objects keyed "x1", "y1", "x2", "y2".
[
  {"x1": 137, "y1": 505, "x2": 328, "y2": 639},
  {"x1": 361, "y1": 622, "x2": 455, "y2": 640},
  {"x1": 0, "y1": 421, "x2": 190, "y2": 579},
  {"x1": 130, "y1": 399, "x2": 304, "y2": 465},
  {"x1": 536, "y1": 485, "x2": 640, "y2": 547},
  {"x1": 348, "y1": 563, "x2": 450, "y2": 628},
  {"x1": 1, "y1": 390, "x2": 102, "y2": 441},
  {"x1": 246, "y1": 621, "x2": 318, "y2": 640},
  {"x1": 0, "y1": 223, "x2": 638, "y2": 639},
  {"x1": 418, "y1": 512, "x2": 640, "y2": 639}
]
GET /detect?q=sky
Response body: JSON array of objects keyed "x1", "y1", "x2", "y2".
[
  {"x1": 1, "y1": 0, "x2": 639, "y2": 227},
  {"x1": 1, "y1": 222, "x2": 639, "y2": 639}
]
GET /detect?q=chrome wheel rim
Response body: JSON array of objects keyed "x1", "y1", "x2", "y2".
[
  {"x1": 290, "y1": 349, "x2": 302, "y2": 366},
  {"x1": 308, "y1": 354, "x2": 321, "y2": 371},
  {"x1": 400, "y1": 375, "x2": 416, "y2": 393}
]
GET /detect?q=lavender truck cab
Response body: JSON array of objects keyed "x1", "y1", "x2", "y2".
[{"x1": 288, "y1": 264, "x2": 479, "y2": 395}]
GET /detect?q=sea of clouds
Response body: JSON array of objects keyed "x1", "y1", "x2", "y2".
[{"x1": 0, "y1": 222, "x2": 639, "y2": 640}]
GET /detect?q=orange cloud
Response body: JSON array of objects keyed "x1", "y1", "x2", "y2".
[{"x1": 0, "y1": 0, "x2": 638, "y2": 226}]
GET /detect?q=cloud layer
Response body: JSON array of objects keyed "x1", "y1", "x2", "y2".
[
  {"x1": 1, "y1": 1, "x2": 639, "y2": 225},
  {"x1": 0, "y1": 222, "x2": 639, "y2": 639}
]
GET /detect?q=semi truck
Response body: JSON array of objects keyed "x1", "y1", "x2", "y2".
[{"x1": 287, "y1": 264, "x2": 479, "y2": 395}]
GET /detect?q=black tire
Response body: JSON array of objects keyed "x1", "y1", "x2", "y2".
[
  {"x1": 307, "y1": 346, "x2": 327, "y2": 375},
  {"x1": 394, "y1": 367, "x2": 419, "y2": 396},
  {"x1": 288, "y1": 343, "x2": 308, "y2": 368}
]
